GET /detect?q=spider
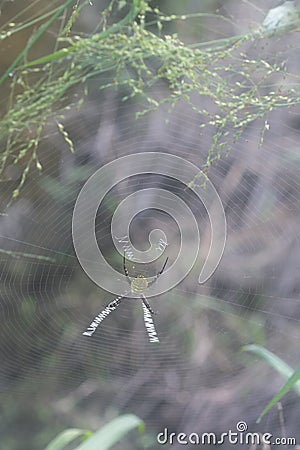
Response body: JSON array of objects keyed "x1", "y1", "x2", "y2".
[{"x1": 83, "y1": 253, "x2": 168, "y2": 343}]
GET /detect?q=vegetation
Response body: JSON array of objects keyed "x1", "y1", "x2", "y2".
[
  {"x1": 1, "y1": 0, "x2": 300, "y2": 199},
  {"x1": 244, "y1": 344, "x2": 300, "y2": 422},
  {"x1": 44, "y1": 415, "x2": 144, "y2": 450},
  {"x1": 1, "y1": 1, "x2": 300, "y2": 448}
]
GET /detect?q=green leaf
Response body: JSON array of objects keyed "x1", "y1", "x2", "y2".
[
  {"x1": 257, "y1": 365, "x2": 300, "y2": 423},
  {"x1": 44, "y1": 429, "x2": 91, "y2": 450},
  {"x1": 0, "y1": 0, "x2": 76, "y2": 87},
  {"x1": 21, "y1": 0, "x2": 146, "y2": 69},
  {"x1": 74, "y1": 414, "x2": 144, "y2": 450},
  {"x1": 242, "y1": 344, "x2": 300, "y2": 395}
]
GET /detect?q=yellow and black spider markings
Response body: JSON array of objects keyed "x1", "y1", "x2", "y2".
[
  {"x1": 130, "y1": 275, "x2": 148, "y2": 294},
  {"x1": 83, "y1": 252, "x2": 168, "y2": 342}
]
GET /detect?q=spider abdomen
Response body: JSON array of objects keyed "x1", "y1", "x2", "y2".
[{"x1": 131, "y1": 275, "x2": 148, "y2": 294}]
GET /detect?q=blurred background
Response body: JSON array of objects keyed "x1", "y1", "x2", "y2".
[{"x1": 0, "y1": 0, "x2": 300, "y2": 449}]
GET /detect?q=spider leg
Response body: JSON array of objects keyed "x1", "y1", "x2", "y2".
[
  {"x1": 123, "y1": 252, "x2": 131, "y2": 286},
  {"x1": 141, "y1": 297, "x2": 160, "y2": 343},
  {"x1": 141, "y1": 293, "x2": 155, "y2": 315},
  {"x1": 83, "y1": 292, "x2": 128, "y2": 337},
  {"x1": 158, "y1": 256, "x2": 168, "y2": 277},
  {"x1": 147, "y1": 256, "x2": 169, "y2": 287}
]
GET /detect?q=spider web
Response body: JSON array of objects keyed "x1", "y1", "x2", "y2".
[{"x1": 1, "y1": 1, "x2": 300, "y2": 448}]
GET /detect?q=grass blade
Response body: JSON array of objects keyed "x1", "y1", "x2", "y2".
[
  {"x1": 74, "y1": 414, "x2": 144, "y2": 450},
  {"x1": 44, "y1": 429, "x2": 91, "y2": 450},
  {"x1": 257, "y1": 365, "x2": 300, "y2": 423},
  {"x1": 0, "y1": 0, "x2": 75, "y2": 87},
  {"x1": 243, "y1": 344, "x2": 300, "y2": 395}
]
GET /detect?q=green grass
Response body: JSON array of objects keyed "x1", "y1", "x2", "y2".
[
  {"x1": 44, "y1": 415, "x2": 144, "y2": 450},
  {"x1": 1, "y1": 1, "x2": 300, "y2": 200},
  {"x1": 243, "y1": 344, "x2": 300, "y2": 422}
]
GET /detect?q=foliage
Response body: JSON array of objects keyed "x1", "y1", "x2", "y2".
[
  {"x1": 0, "y1": 0, "x2": 300, "y2": 199},
  {"x1": 243, "y1": 344, "x2": 300, "y2": 422},
  {"x1": 44, "y1": 414, "x2": 144, "y2": 450},
  {"x1": 257, "y1": 364, "x2": 300, "y2": 423},
  {"x1": 44, "y1": 429, "x2": 92, "y2": 450}
]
